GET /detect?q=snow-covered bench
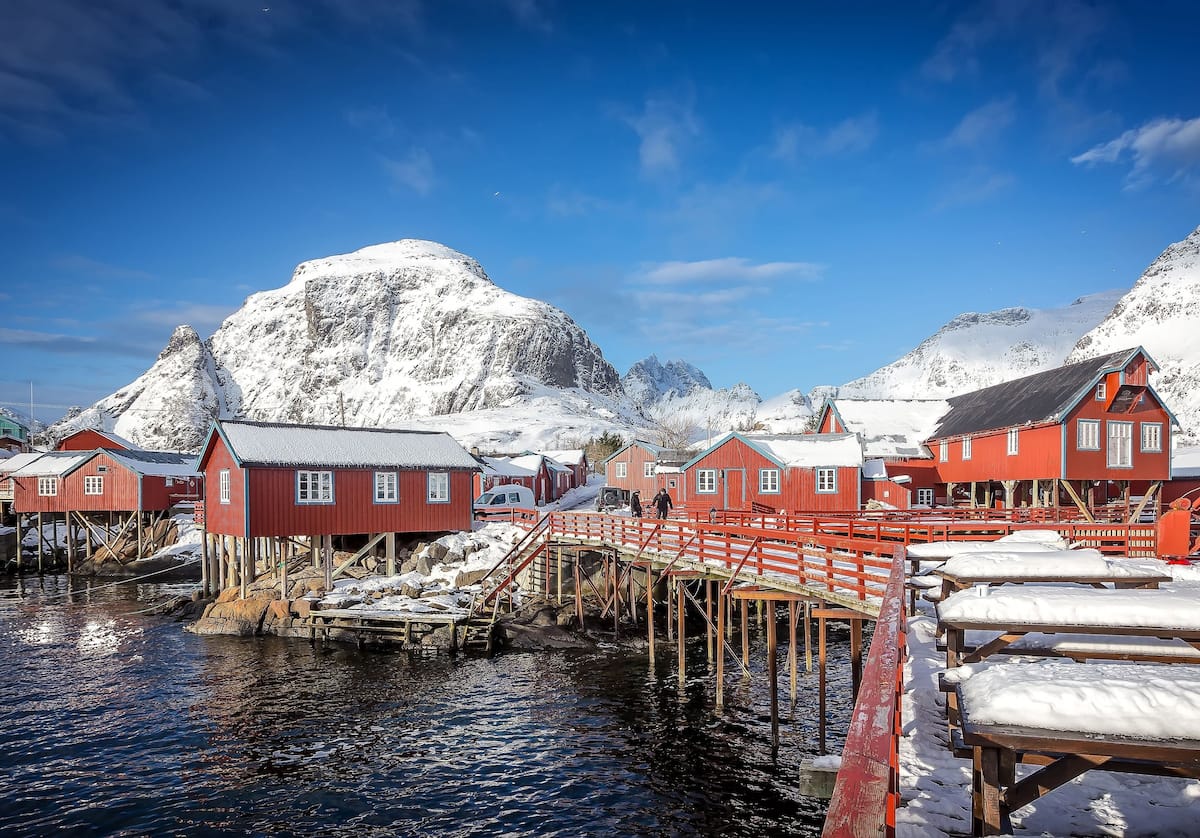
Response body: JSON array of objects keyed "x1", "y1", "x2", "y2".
[
  {"x1": 950, "y1": 659, "x2": 1200, "y2": 835},
  {"x1": 933, "y1": 549, "x2": 1169, "y2": 601}
]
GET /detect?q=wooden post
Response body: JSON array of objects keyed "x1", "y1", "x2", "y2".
[
  {"x1": 201, "y1": 529, "x2": 210, "y2": 595},
  {"x1": 323, "y1": 534, "x2": 333, "y2": 591},
  {"x1": 788, "y1": 601, "x2": 798, "y2": 703},
  {"x1": 66, "y1": 511, "x2": 75, "y2": 573},
  {"x1": 850, "y1": 617, "x2": 863, "y2": 700},
  {"x1": 385, "y1": 532, "x2": 396, "y2": 576},
  {"x1": 741, "y1": 599, "x2": 750, "y2": 668},
  {"x1": 85, "y1": 514, "x2": 93, "y2": 562},
  {"x1": 628, "y1": 562, "x2": 637, "y2": 627},
  {"x1": 716, "y1": 583, "x2": 725, "y2": 709},
  {"x1": 646, "y1": 563, "x2": 655, "y2": 667},
  {"x1": 280, "y1": 537, "x2": 289, "y2": 600},
  {"x1": 970, "y1": 480, "x2": 977, "y2": 509},
  {"x1": 37, "y1": 511, "x2": 43, "y2": 573},
  {"x1": 705, "y1": 580, "x2": 714, "y2": 665},
  {"x1": 666, "y1": 571, "x2": 674, "y2": 642},
  {"x1": 677, "y1": 578, "x2": 686, "y2": 690},
  {"x1": 573, "y1": 551, "x2": 584, "y2": 629},
  {"x1": 239, "y1": 538, "x2": 248, "y2": 600},
  {"x1": 804, "y1": 601, "x2": 813, "y2": 672},
  {"x1": 14, "y1": 514, "x2": 21, "y2": 573},
  {"x1": 556, "y1": 546, "x2": 563, "y2": 605},
  {"x1": 766, "y1": 602, "x2": 779, "y2": 750},
  {"x1": 136, "y1": 512, "x2": 143, "y2": 559},
  {"x1": 818, "y1": 611, "x2": 827, "y2": 754}
]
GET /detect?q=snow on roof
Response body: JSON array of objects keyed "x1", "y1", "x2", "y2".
[
  {"x1": 61, "y1": 428, "x2": 136, "y2": 449},
  {"x1": 1172, "y1": 444, "x2": 1200, "y2": 478},
  {"x1": 10, "y1": 452, "x2": 93, "y2": 477},
  {"x1": 510, "y1": 453, "x2": 566, "y2": 473},
  {"x1": 743, "y1": 432, "x2": 863, "y2": 468},
  {"x1": 0, "y1": 452, "x2": 45, "y2": 475},
  {"x1": 538, "y1": 449, "x2": 584, "y2": 466},
  {"x1": 218, "y1": 421, "x2": 479, "y2": 470},
  {"x1": 826, "y1": 398, "x2": 949, "y2": 459},
  {"x1": 102, "y1": 448, "x2": 200, "y2": 478},
  {"x1": 480, "y1": 456, "x2": 537, "y2": 477},
  {"x1": 862, "y1": 458, "x2": 888, "y2": 480}
]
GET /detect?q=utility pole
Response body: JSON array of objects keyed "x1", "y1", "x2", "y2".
[{"x1": 339, "y1": 393, "x2": 346, "y2": 427}]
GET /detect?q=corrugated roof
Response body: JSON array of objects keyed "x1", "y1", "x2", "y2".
[
  {"x1": 932, "y1": 348, "x2": 1140, "y2": 439},
  {"x1": 218, "y1": 421, "x2": 479, "y2": 470},
  {"x1": 102, "y1": 448, "x2": 200, "y2": 478},
  {"x1": 0, "y1": 452, "x2": 46, "y2": 475}
]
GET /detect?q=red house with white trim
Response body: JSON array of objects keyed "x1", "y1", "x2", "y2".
[
  {"x1": 197, "y1": 420, "x2": 479, "y2": 538},
  {"x1": 604, "y1": 440, "x2": 667, "y2": 498},
  {"x1": 57, "y1": 428, "x2": 136, "y2": 452},
  {"x1": 677, "y1": 432, "x2": 863, "y2": 513}
]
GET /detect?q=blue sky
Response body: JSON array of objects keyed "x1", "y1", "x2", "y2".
[{"x1": 2, "y1": 0, "x2": 1199, "y2": 424}]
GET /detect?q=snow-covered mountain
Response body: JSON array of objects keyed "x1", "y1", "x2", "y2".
[
  {"x1": 48, "y1": 240, "x2": 625, "y2": 451},
  {"x1": 833, "y1": 291, "x2": 1123, "y2": 400},
  {"x1": 622, "y1": 355, "x2": 764, "y2": 442},
  {"x1": 623, "y1": 355, "x2": 712, "y2": 406},
  {"x1": 1067, "y1": 225, "x2": 1200, "y2": 443}
]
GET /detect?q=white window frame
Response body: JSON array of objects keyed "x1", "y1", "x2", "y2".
[
  {"x1": 643, "y1": 461, "x2": 655, "y2": 478},
  {"x1": 1077, "y1": 419, "x2": 1100, "y2": 451},
  {"x1": 84, "y1": 475, "x2": 104, "y2": 495},
  {"x1": 961, "y1": 435, "x2": 972, "y2": 460},
  {"x1": 296, "y1": 470, "x2": 334, "y2": 504},
  {"x1": 374, "y1": 471, "x2": 398, "y2": 504},
  {"x1": 939, "y1": 440, "x2": 948, "y2": 462},
  {"x1": 1141, "y1": 422, "x2": 1163, "y2": 453},
  {"x1": 427, "y1": 472, "x2": 450, "y2": 503},
  {"x1": 759, "y1": 468, "x2": 780, "y2": 494},
  {"x1": 1007, "y1": 428, "x2": 1019, "y2": 456},
  {"x1": 1096, "y1": 381, "x2": 1107, "y2": 401},
  {"x1": 219, "y1": 469, "x2": 230, "y2": 504},
  {"x1": 1107, "y1": 421, "x2": 1133, "y2": 468},
  {"x1": 916, "y1": 487, "x2": 934, "y2": 506},
  {"x1": 38, "y1": 476, "x2": 57, "y2": 497},
  {"x1": 697, "y1": 468, "x2": 717, "y2": 494},
  {"x1": 614, "y1": 462, "x2": 627, "y2": 479},
  {"x1": 816, "y1": 467, "x2": 837, "y2": 494}
]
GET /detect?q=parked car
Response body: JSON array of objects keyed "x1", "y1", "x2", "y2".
[
  {"x1": 595, "y1": 486, "x2": 631, "y2": 512},
  {"x1": 474, "y1": 484, "x2": 536, "y2": 518}
]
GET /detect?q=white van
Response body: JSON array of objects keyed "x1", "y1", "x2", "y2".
[{"x1": 474, "y1": 484, "x2": 536, "y2": 518}]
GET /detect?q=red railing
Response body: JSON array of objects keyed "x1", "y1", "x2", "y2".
[{"x1": 822, "y1": 547, "x2": 907, "y2": 837}]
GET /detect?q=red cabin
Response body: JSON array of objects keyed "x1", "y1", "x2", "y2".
[
  {"x1": 197, "y1": 420, "x2": 479, "y2": 538},
  {"x1": 538, "y1": 449, "x2": 589, "y2": 490},
  {"x1": 475, "y1": 456, "x2": 539, "y2": 503},
  {"x1": 678, "y1": 432, "x2": 863, "y2": 513},
  {"x1": 10, "y1": 449, "x2": 199, "y2": 515},
  {"x1": 604, "y1": 440, "x2": 666, "y2": 498},
  {"x1": 57, "y1": 428, "x2": 136, "y2": 452}
]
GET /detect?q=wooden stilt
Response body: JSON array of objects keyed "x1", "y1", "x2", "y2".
[
  {"x1": 804, "y1": 601, "x2": 812, "y2": 672},
  {"x1": 66, "y1": 511, "x2": 75, "y2": 573},
  {"x1": 280, "y1": 537, "x2": 289, "y2": 599},
  {"x1": 611, "y1": 555, "x2": 619, "y2": 637},
  {"x1": 788, "y1": 601, "x2": 798, "y2": 703},
  {"x1": 716, "y1": 583, "x2": 725, "y2": 708},
  {"x1": 323, "y1": 534, "x2": 333, "y2": 591},
  {"x1": 136, "y1": 512, "x2": 143, "y2": 559},
  {"x1": 573, "y1": 551, "x2": 584, "y2": 629},
  {"x1": 705, "y1": 579, "x2": 714, "y2": 665},
  {"x1": 385, "y1": 532, "x2": 396, "y2": 576},
  {"x1": 201, "y1": 529, "x2": 210, "y2": 595},
  {"x1": 850, "y1": 617, "x2": 863, "y2": 700},
  {"x1": 14, "y1": 514, "x2": 22, "y2": 573},
  {"x1": 677, "y1": 577, "x2": 686, "y2": 690},
  {"x1": 741, "y1": 599, "x2": 750, "y2": 668},
  {"x1": 646, "y1": 563, "x2": 654, "y2": 667},
  {"x1": 629, "y1": 561, "x2": 637, "y2": 627},
  {"x1": 311, "y1": 535, "x2": 319, "y2": 569},
  {"x1": 240, "y1": 537, "x2": 248, "y2": 600},
  {"x1": 767, "y1": 603, "x2": 779, "y2": 750},
  {"x1": 666, "y1": 571, "x2": 674, "y2": 641},
  {"x1": 37, "y1": 511, "x2": 43, "y2": 573},
  {"x1": 818, "y1": 610, "x2": 827, "y2": 754},
  {"x1": 556, "y1": 546, "x2": 563, "y2": 605}
]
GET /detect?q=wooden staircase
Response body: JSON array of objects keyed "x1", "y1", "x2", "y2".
[
  {"x1": 470, "y1": 516, "x2": 552, "y2": 617},
  {"x1": 460, "y1": 617, "x2": 497, "y2": 654}
]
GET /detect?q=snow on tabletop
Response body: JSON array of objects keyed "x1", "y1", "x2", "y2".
[
  {"x1": 994, "y1": 529, "x2": 1068, "y2": 547},
  {"x1": 939, "y1": 549, "x2": 1165, "y2": 580},
  {"x1": 957, "y1": 659, "x2": 1200, "y2": 741},
  {"x1": 907, "y1": 540, "x2": 1063, "y2": 558},
  {"x1": 938, "y1": 586, "x2": 1200, "y2": 629},
  {"x1": 221, "y1": 421, "x2": 479, "y2": 469}
]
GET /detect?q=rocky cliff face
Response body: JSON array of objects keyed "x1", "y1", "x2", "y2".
[
  {"x1": 623, "y1": 355, "x2": 713, "y2": 406},
  {"x1": 49, "y1": 240, "x2": 623, "y2": 451},
  {"x1": 1067, "y1": 226, "x2": 1200, "y2": 442}
]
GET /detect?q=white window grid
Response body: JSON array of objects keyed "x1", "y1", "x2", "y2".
[
  {"x1": 759, "y1": 469, "x2": 780, "y2": 493},
  {"x1": 962, "y1": 436, "x2": 972, "y2": 460},
  {"x1": 1007, "y1": 428, "x2": 1019, "y2": 456},
  {"x1": 297, "y1": 470, "x2": 334, "y2": 503},
  {"x1": 615, "y1": 462, "x2": 627, "y2": 479},
  {"x1": 38, "y1": 476, "x2": 57, "y2": 497},
  {"x1": 427, "y1": 472, "x2": 450, "y2": 503},
  {"x1": 1107, "y1": 421, "x2": 1133, "y2": 468},
  {"x1": 1141, "y1": 422, "x2": 1162, "y2": 453},
  {"x1": 374, "y1": 471, "x2": 398, "y2": 503},
  {"x1": 697, "y1": 469, "x2": 716, "y2": 494},
  {"x1": 219, "y1": 470, "x2": 230, "y2": 504},
  {"x1": 939, "y1": 440, "x2": 948, "y2": 462},
  {"x1": 644, "y1": 461, "x2": 655, "y2": 478},
  {"x1": 84, "y1": 476, "x2": 104, "y2": 495},
  {"x1": 816, "y1": 468, "x2": 836, "y2": 493},
  {"x1": 1077, "y1": 419, "x2": 1100, "y2": 450}
]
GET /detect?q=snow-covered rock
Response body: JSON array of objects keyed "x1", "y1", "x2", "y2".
[{"x1": 623, "y1": 355, "x2": 713, "y2": 406}]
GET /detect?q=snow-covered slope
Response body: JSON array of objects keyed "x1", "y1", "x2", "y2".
[
  {"x1": 835, "y1": 291, "x2": 1123, "y2": 399},
  {"x1": 623, "y1": 355, "x2": 712, "y2": 406},
  {"x1": 1067, "y1": 226, "x2": 1200, "y2": 442}
]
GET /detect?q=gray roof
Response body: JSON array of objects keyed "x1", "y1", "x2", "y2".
[
  {"x1": 102, "y1": 448, "x2": 200, "y2": 478},
  {"x1": 932, "y1": 348, "x2": 1143, "y2": 439},
  {"x1": 217, "y1": 421, "x2": 479, "y2": 470}
]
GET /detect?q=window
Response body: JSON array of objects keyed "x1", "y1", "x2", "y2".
[
  {"x1": 374, "y1": 471, "x2": 398, "y2": 503},
  {"x1": 1107, "y1": 421, "x2": 1132, "y2": 468},
  {"x1": 697, "y1": 469, "x2": 716, "y2": 494},
  {"x1": 219, "y1": 469, "x2": 230, "y2": 504},
  {"x1": 916, "y1": 488, "x2": 934, "y2": 506},
  {"x1": 427, "y1": 472, "x2": 449, "y2": 503},
  {"x1": 1141, "y1": 422, "x2": 1163, "y2": 453},
  {"x1": 96, "y1": 465, "x2": 108, "y2": 473},
  {"x1": 939, "y1": 440, "x2": 948, "y2": 462},
  {"x1": 38, "y1": 477, "x2": 57, "y2": 496},
  {"x1": 1077, "y1": 419, "x2": 1100, "y2": 450},
  {"x1": 644, "y1": 461, "x2": 655, "y2": 478},
  {"x1": 962, "y1": 435, "x2": 972, "y2": 460},
  {"x1": 84, "y1": 476, "x2": 103, "y2": 495},
  {"x1": 816, "y1": 468, "x2": 837, "y2": 493},
  {"x1": 297, "y1": 470, "x2": 334, "y2": 503},
  {"x1": 1007, "y1": 428, "x2": 1019, "y2": 456},
  {"x1": 1096, "y1": 381, "x2": 1106, "y2": 401},
  {"x1": 759, "y1": 468, "x2": 780, "y2": 493},
  {"x1": 615, "y1": 462, "x2": 627, "y2": 479}
]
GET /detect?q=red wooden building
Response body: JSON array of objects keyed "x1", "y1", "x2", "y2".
[
  {"x1": 677, "y1": 432, "x2": 863, "y2": 513},
  {"x1": 538, "y1": 449, "x2": 589, "y2": 492},
  {"x1": 474, "y1": 455, "x2": 543, "y2": 503},
  {"x1": 926, "y1": 347, "x2": 1174, "y2": 514},
  {"x1": 603, "y1": 440, "x2": 668, "y2": 498},
  {"x1": 57, "y1": 428, "x2": 136, "y2": 451}
]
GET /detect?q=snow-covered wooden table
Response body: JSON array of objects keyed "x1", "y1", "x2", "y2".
[
  {"x1": 932, "y1": 549, "x2": 1169, "y2": 601},
  {"x1": 953, "y1": 660, "x2": 1200, "y2": 835}
]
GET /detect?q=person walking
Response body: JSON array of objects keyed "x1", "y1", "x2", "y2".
[
  {"x1": 655, "y1": 489, "x2": 673, "y2": 519},
  {"x1": 630, "y1": 491, "x2": 642, "y2": 518}
]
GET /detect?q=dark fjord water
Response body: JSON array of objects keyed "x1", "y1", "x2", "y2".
[{"x1": 0, "y1": 575, "x2": 856, "y2": 837}]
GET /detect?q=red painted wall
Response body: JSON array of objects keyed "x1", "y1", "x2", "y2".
[
  {"x1": 605, "y1": 445, "x2": 659, "y2": 497},
  {"x1": 56, "y1": 430, "x2": 130, "y2": 451},
  {"x1": 682, "y1": 438, "x2": 859, "y2": 512},
  {"x1": 203, "y1": 437, "x2": 247, "y2": 537},
  {"x1": 243, "y1": 467, "x2": 474, "y2": 537},
  {"x1": 1061, "y1": 393, "x2": 1171, "y2": 482},
  {"x1": 861, "y1": 479, "x2": 911, "y2": 509},
  {"x1": 12, "y1": 452, "x2": 198, "y2": 513}
]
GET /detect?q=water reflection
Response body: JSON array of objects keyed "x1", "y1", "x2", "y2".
[{"x1": 0, "y1": 575, "x2": 851, "y2": 837}]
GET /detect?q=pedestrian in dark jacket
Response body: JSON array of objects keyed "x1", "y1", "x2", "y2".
[
  {"x1": 655, "y1": 489, "x2": 673, "y2": 519},
  {"x1": 630, "y1": 491, "x2": 642, "y2": 518}
]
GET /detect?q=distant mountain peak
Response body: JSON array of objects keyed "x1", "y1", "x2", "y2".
[{"x1": 623, "y1": 355, "x2": 713, "y2": 406}]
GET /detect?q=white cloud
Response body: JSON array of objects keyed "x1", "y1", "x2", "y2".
[
  {"x1": 930, "y1": 96, "x2": 1017, "y2": 151},
  {"x1": 622, "y1": 94, "x2": 700, "y2": 176},
  {"x1": 381, "y1": 148, "x2": 434, "y2": 195},
  {"x1": 506, "y1": 0, "x2": 553, "y2": 33},
  {"x1": 1071, "y1": 116, "x2": 1200, "y2": 188},
  {"x1": 638, "y1": 258, "x2": 823, "y2": 285},
  {"x1": 771, "y1": 112, "x2": 878, "y2": 162},
  {"x1": 933, "y1": 167, "x2": 1015, "y2": 210}
]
